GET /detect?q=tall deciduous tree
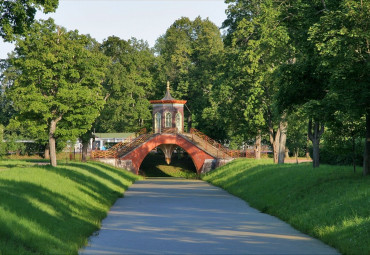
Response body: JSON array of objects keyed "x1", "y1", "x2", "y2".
[
  {"x1": 308, "y1": 0, "x2": 370, "y2": 175},
  {"x1": 155, "y1": 17, "x2": 224, "y2": 134},
  {"x1": 272, "y1": 0, "x2": 340, "y2": 167},
  {"x1": 0, "y1": 0, "x2": 58, "y2": 41},
  {"x1": 96, "y1": 36, "x2": 156, "y2": 133},
  {"x1": 8, "y1": 19, "x2": 107, "y2": 166},
  {"x1": 218, "y1": 0, "x2": 291, "y2": 162}
]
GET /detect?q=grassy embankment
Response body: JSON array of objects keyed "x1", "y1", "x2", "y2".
[
  {"x1": 0, "y1": 160, "x2": 140, "y2": 254},
  {"x1": 203, "y1": 158, "x2": 370, "y2": 255}
]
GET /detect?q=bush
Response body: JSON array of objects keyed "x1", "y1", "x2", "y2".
[{"x1": 319, "y1": 137, "x2": 364, "y2": 166}]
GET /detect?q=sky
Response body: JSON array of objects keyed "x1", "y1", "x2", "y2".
[{"x1": 0, "y1": 0, "x2": 228, "y2": 59}]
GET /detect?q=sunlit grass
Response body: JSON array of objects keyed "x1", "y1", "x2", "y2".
[
  {"x1": 203, "y1": 158, "x2": 370, "y2": 255},
  {"x1": 0, "y1": 160, "x2": 140, "y2": 254}
]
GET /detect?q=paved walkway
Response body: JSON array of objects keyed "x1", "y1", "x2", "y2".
[{"x1": 80, "y1": 178, "x2": 338, "y2": 255}]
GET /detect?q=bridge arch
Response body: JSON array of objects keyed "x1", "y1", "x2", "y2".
[{"x1": 120, "y1": 134, "x2": 215, "y2": 174}]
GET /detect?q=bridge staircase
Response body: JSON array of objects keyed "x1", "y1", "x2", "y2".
[
  {"x1": 180, "y1": 129, "x2": 234, "y2": 159},
  {"x1": 116, "y1": 133, "x2": 156, "y2": 158},
  {"x1": 91, "y1": 129, "x2": 154, "y2": 159},
  {"x1": 91, "y1": 128, "x2": 239, "y2": 160}
]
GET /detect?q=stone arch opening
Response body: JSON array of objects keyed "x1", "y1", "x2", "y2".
[
  {"x1": 140, "y1": 146, "x2": 197, "y2": 177},
  {"x1": 120, "y1": 134, "x2": 215, "y2": 174}
]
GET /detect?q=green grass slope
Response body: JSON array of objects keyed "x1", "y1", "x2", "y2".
[
  {"x1": 0, "y1": 160, "x2": 140, "y2": 255},
  {"x1": 203, "y1": 158, "x2": 370, "y2": 255}
]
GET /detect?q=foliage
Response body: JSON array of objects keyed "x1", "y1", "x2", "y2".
[
  {"x1": 0, "y1": 58, "x2": 17, "y2": 126},
  {"x1": 308, "y1": 0, "x2": 370, "y2": 174},
  {"x1": 320, "y1": 135, "x2": 364, "y2": 166},
  {"x1": 0, "y1": 160, "x2": 140, "y2": 254},
  {"x1": 286, "y1": 108, "x2": 308, "y2": 158},
  {"x1": 320, "y1": 112, "x2": 365, "y2": 168},
  {"x1": 215, "y1": 0, "x2": 292, "y2": 158},
  {"x1": 203, "y1": 158, "x2": 370, "y2": 255},
  {"x1": 96, "y1": 36, "x2": 156, "y2": 133},
  {"x1": 0, "y1": 0, "x2": 58, "y2": 41}
]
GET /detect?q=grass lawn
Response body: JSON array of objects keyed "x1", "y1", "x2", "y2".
[
  {"x1": 0, "y1": 160, "x2": 140, "y2": 254},
  {"x1": 202, "y1": 158, "x2": 370, "y2": 255}
]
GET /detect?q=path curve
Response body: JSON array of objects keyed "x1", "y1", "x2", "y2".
[{"x1": 80, "y1": 178, "x2": 338, "y2": 255}]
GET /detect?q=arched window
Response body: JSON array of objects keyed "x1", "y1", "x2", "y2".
[
  {"x1": 175, "y1": 112, "x2": 182, "y2": 132},
  {"x1": 165, "y1": 112, "x2": 172, "y2": 128},
  {"x1": 155, "y1": 112, "x2": 161, "y2": 133}
]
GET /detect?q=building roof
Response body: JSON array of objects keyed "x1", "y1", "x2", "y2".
[
  {"x1": 162, "y1": 81, "x2": 175, "y2": 100},
  {"x1": 150, "y1": 81, "x2": 187, "y2": 105},
  {"x1": 93, "y1": 133, "x2": 134, "y2": 139}
]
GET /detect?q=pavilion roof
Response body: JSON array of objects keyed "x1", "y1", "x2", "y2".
[
  {"x1": 150, "y1": 81, "x2": 187, "y2": 105},
  {"x1": 162, "y1": 81, "x2": 175, "y2": 100}
]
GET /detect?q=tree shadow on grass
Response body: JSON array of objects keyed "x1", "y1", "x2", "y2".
[
  {"x1": 67, "y1": 162, "x2": 129, "y2": 189},
  {"x1": 0, "y1": 179, "x2": 97, "y2": 254},
  {"x1": 87, "y1": 161, "x2": 139, "y2": 181},
  {"x1": 46, "y1": 165, "x2": 126, "y2": 208}
]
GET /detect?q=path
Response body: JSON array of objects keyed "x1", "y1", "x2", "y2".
[{"x1": 80, "y1": 178, "x2": 338, "y2": 255}]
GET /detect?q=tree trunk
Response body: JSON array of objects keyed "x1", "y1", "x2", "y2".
[
  {"x1": 308, "y1": 119, "x2": 324, "y2": 168},
  {"x1": 49, "y1": 135, "x2": 57, "y2": 167},
  {"x1": 44, "y1": 143, "x2": 50, "y2": 159},
  {"x1": 363, "y1": 111, "x2": 370, "y2": 176},
  {"x1": 81, "y1": 140, "x2": 89, "y2": 162},
  {"x1": 295, "y1": 149, "x2": 299, "y2": 164},
  {"x1": 49, "y1": 117, "x2": 62, "y2": 167},
  {"x1": 278, "y1": 119, "x2": 287, "y2": 164},
  {"x1": 254, "y1": 130, "x2": 261, "y2": 159},
  {"x1": 312, "y1": 138, "x2": 320, "y2": 168},
  {"x1": 269, "y1": 127, "x2": 280, "y2": 164}
]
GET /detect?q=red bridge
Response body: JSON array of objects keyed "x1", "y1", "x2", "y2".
[
  {"x1": 91, "y1": 83, "x2": 245, "y2": 174},
  {"x1": 92, "y1": 128, "x2": 236, "y2": 174}
]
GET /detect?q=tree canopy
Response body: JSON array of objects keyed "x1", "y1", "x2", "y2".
[{"x1": 0, "y1": 0, "x2": 58, "y2": 41}]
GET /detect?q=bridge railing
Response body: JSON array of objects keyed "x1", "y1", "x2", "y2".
[
  {"x1": 189, "y1": 128, "x2": 234, "y2": 158},
  {"x1": 189, "y1": 128, "x2": 263, "y2": 159},
  {"x1": 91, "y1": 128, "x2": 150, "y2": 159},
  {"x1": 91, "y1": 149, "x2": 117, "y2": 159}
]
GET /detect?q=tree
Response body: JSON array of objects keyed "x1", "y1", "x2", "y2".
[
  {"x1": 0, "y1": 0, "x2": 58, "y2": 41},
  {"x1": 217, "y1": 0, "x2": 292, "y2": 162},
  {"x1": 271, "y1": 0, "x2": 343, "y2": 167},
  {"x1": 7, "y1": 19, "x2": 107, "y2": 166},
  {"x1": 155, "y1": 17, "x2": 224, "y2": 134},
  {"x1": 96, "y1": 36, "x2": 156, "y2": 133},
  {"x1": 0, "y1": 57, "x2": 17, "y2": 126},
  {"x1": 308, "y1": 0, "x2": 370, "y2": 175}
]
